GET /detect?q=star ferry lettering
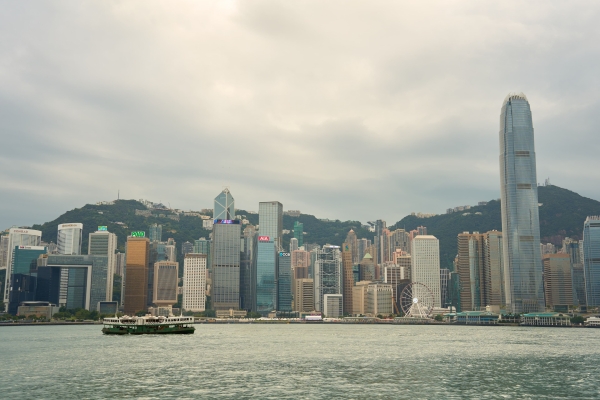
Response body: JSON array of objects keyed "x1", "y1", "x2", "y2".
[{"x1": 258, "y1": 236, "x2": 270, "y2": 242}]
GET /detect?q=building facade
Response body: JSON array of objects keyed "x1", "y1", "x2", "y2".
[
  {"x1": 583, "y1": 216, "x2": 600, "y2": 306},
  {"x1": 256, "y1": 236, "x2": 277, "y2": 315},
  {"x1": 123, "y1": 236, "x2": 150, "y2": 315},
  {"x1": 182, "y1": 253, "x2": 207, "y2": 312},
  {"x1": 57, "y1": 223, "x2": 83, "y2": 255},
  {"x1": 211, "y1": 220, "x2": 241, "y2": 310},
  {"x1": 259, "y1": 201, "x2": 283, "y2": 250},
  {"x1": 313, "y1": 245, "x2": 342, "y2": 313},
  {"x1": 88, "y1": 230, "x2": 117, "y2": 302},
  {"x1": 411, "y1": 235, "x2": 441, "y2": 308},
  {"x1": 153, "y1": 261, "x2": 178, "y2": 306},
  {"x1": 543, "y1": 254, "x2": 573, "y2": 309},
  {"x1": 3, "y1": 228, "x2": 42, "y2": 307},
  {"x1": 213, "y1": 188, "x2": 235, "y2": 220}
]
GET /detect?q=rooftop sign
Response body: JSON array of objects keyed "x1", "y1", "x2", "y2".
[
  {"x1": 258, "y1": 236, "x2": 270, "y2": 242},
  {"x1": 98, "y1": 226, "x2": 108, "y2": 231},
  {"x1": 131, "y1": 231, "x2": 146, "y2": 237},
  {"x1": 214, "y1": 219, "x2": 240, "y2": 225}
]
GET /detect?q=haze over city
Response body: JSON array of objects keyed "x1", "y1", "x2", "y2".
[{"x1": 1, "y1": 1, "x2": 599, "y2": 228}]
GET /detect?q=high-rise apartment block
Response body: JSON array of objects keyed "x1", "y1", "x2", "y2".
[
  {"x1": 57, "y1": 223, "x2": 83, "y2": 255},
  {"x1": 499, "y1": 93, "x2": 544, "y2": 313},
  {"x1": 411, "y1": 235, "x2": 441, "y2": 308},
  {"x1": 182, "y1": 253, "x2": 207, "y2": 312},
  {"x1": 123, "y1": 235, "x2": 150, "y2": 315}
]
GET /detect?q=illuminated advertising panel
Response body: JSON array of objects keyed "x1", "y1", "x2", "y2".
[
  {"x1": 98, "y1": 226, "x2": 108, "y2": 231},
  {"x1": 131, "y1": 231, "x2": 146, "y2": 237},
  {"x1": 279, "y1": 252, "x2": 291, "y2": 257},
  {"x1": 214, "y1": 219, "x2": 240, "y2": 225},
  {"x1": 258, "y1": 236, "x2": 270, "y2": 242}
]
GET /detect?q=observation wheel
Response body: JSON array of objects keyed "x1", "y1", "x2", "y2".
[{"x1": 400, "y1": 282, "x2": 434, "y2": 318}]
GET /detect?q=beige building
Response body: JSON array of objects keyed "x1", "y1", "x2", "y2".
[
  {"x1": 352, "y1": 281, "x2": 371, "y2": 315},
  {"x1": 342, "y1": 249, "x2": 354, "y2": 315},
  {"x1": 294, "y1": 278, "x2": 314, "y2": 313},
  {"x1": 124, "y1": 236, "x2": 150, "y2": 315},
  {"x1": 367, "y1": 283, "x2": 393, "y2": 316},
  {"x1": 543, "y1": 253, "x2": 573, "y2": 308},
  {"x1": 153, "y1": 261, "x2": 179, "y2": 306}
]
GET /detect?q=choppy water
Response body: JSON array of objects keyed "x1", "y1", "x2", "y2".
[{"x1": 1, "y1": 324, "x2": 599, "y2": 399}]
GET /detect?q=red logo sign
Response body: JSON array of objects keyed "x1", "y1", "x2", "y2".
[{"x1": 258, "y1": 236, "x2": 270, "y2": 242}]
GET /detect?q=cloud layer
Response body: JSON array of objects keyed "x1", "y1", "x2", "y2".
[{"x1": 1, "y1": 1, "x2": 599, "y2": 229}]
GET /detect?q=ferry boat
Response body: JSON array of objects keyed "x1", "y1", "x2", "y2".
[{"x1": 102, "y1": 315, "x2": 195, "y2": 335}]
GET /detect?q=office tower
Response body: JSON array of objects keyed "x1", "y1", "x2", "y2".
[
  {"x1": 367, "y1": 283, "x2": 393, "y2": 316},
  {"x1": 448, "y1": 271, "x2": 461, "y2": 312},
  {"x1": 240, "y1": 227, "x2": 255, "y2": 311},
  {"x1": 313, "y1": 245, "x2": 342, "y2": 313},
  {"x1": 165, "y1": 245, "x2": 176, "y2": 262},
  {"x1": 293, "y1": 221, "x2": 304, "y2": 248},
  {"x1": 359, "y1": 253, "x2": 376, "y2": 281},
  {"x1": 181, "y1": 241, "x2": 194, "y2": 256},
  {"x1": 390, "y1": 229, "x2": 410, "y2": 254},
  {"x1": 277, "y1": 251, "x2": 292, "y2": 312},
  {"x1": 290, "y1": 238, "x2": 299, "y2": 253},
  {"x1": 3, "y1": 228, "x2": 42, "y2": 307},
  {"x1": 583, "y1": 216, "x2": 600, "y2": 306},
  {"x1": 39, "y1": 255, "x2": 108, "y2": 311},
  {"x1": 393, "y1": 251, "x2": 411, "y2": 280},
  {"x1": 88, "y1": 229, "x2": 117, "y2": 302},
  {"x1": 0, "y1": 235, "x2": 8, "y2": 269},
  {"x1": 182, "y1": 254, "x2": 207, "y2": 312},
  {"x1": 456, "y1": 232, "x2": 485, "y2": 311},
  {"x1": 115, "y1": 252, "x2": 126, "y2": 276},
  {"x1": 256, "y1": 236, "x2": 277, "y2": 314},
  {"x1": 294, "y1": 278, "x2": 314, "y2": 313},
  {"x1": 123, "y1": 236, "x2": 150, "y2": 315},
  {"x1": 214, "y1": 188, "x2": 235, "y2": 220},
  {"x1": 323, "y1": 294, "x2": 343, "y2": 318},
  {"x1": 149, "y1": 223, "x2": 162, "y2": 242},
  {"x1": 342, "y1": 248, "x2": 353, "y2": 315},
  {"x1": 345, "y1": 229, "x2": 359, "y2": 264},
  {"x1": 193, "y1": 237, "x2": 211, "y2": 270},
  {"x1": 411, "y1": 235, "x2": 441, "y2": 308},
  {"x1": 259, "y1": 201, "x2": 283, "y2": 249},
  {"x1": 57, "y1": 223, "x2": 83, "y2": 255},
  {"x1": 292, "y1": 250, "x2": 310, "y2": 276},
  {"x1": 542, "y1": 254, "x2": 573, "y2": 309},
  {"x1": 384, "y1": 262, "x2": 409, "y2": 309},
  {"x1": 153, "y1": 261, "x2": 178, "y2": 306},
  {"x1": 440, "y1": 268, "x2": 450, "y2": 307},
  {"x1": 499, "y1": 93, "x2": 544, "y2": 313},
  {"x1": 7, "y1": 246, "x2": 47, "y2": 314},
  {"x1": 483, "y1": 231, "x2": 505, "y2": 306},
  {"x1": 212, "y1": 219, "x2": 241, "y2": 310},
  {"x1": 352, "y1": 281, "x2": 371, "y2": 315}
]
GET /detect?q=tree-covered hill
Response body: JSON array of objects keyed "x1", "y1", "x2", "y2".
[{"x1": 389, "y1": 185, "x2": 600, "y2": 269}]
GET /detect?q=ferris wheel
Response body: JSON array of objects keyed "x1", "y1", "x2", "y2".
[{"x1": 399, "y1": 282, "x2": 435, "y2": 318}]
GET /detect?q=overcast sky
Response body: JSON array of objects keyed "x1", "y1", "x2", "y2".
[{"x1": 1, "y1": 1, "x2": 599, "y2": 230}]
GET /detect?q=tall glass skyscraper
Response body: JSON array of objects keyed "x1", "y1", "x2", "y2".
[
  {"x1": 499, "y1": 93, "x2": 544, "y2": 313},
  {"x1": 211, "y1": 220, "x2": 241, "y2": 310},
  {"x1": 214, "y1": 189, "x2": 235, "y2": 220},
  {"x1": 259, "y1": 201, "x2": 283, "y2": 250},
  {"x1": 255, "y1": 237, "x2": 277, "y2": 315},
  {"x1": 277, "y1": 251, "x2": 292, "y2": 312},
  {"x1": 313, "y1": 245, "x2": 342, "y2": 313},
  {"x1": 583, "y1": 216, "x2": 600, "y2": 306},
  {"x1": 293, "y1": 221, "x2": 304, "y2": 248}
]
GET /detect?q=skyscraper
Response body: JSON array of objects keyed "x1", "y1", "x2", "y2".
[
  {"x1": 123, "y1": 235, "x2": 150, "y2": 315},
  {"x1": 149, "y1": 223, "x2": 162, "y2": 242},
  {"x1": 583, "y1": 216, "x2": 600, "y2": 306},
  {"x1": 153, "y1": 261, "x2": 178, "y2": 307},
  {"x1": 182, "y1": 253, "x2": 207, "y2": 312},
  {"x1": 211, "y1": 219, "x2": 241, "y2": 310},
  {"x1": 289, "y1": 238, "x2": 298, "y2": 253},
  {"x1": 411, "y1": 235, "x2": 441, "y2": 308},
  {"x1": 214, "y1": 188, "x2": 235, "y2": 220},
  {"x1": 313, "y1": 245, "x2": 342, "y2": 313},
  {"x1": 88, "y1": 229, "x2": 117, "y2": 302},
  {"x1": 342, "y1": 248, "x2": 353, "y2": 315},
  {"x1": 259, "y1": 201, "x2": 283, "y2": 250},
  {"x1": 3, "y1": 228, "x2": 42, "y2": 307},
  {"x1": 293, "y1": 221, "x2": 304, "y2": 248},
  {"x1": 499, "y1": 93, "x2": 544, "y2": 313},
  {"x1": 277, "y1": 251, "x2": 292, "y2": 312},
  {"x1": 57, "y1": 223, "x2": 83, "y2": 255},
  {"x1": 255, "y1": 236, "x2": 277, "y2": 315},
  {"x1": 542, "y1": 254, "x2": 573, "y2": 309}
]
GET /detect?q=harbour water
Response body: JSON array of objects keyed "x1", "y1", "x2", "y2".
[{"x1": 1, "y1": 324, "x2": 599, "y2": 399}]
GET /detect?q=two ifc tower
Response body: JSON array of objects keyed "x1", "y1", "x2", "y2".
[{"x1": 499, "y1": 93, "x2": 545, "y2": 313}]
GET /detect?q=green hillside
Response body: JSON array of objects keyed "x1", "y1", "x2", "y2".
[
  {"x1": 390, "y1": 185, "x2": 600, "y2": 269},
  {"x1": 27, "y1": 185, "x2": 600, "y2": 270}
]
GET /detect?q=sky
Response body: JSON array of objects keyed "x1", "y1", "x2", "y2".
[{"x1": 1, "y1": 1, "x2": 599, "y2": 230}]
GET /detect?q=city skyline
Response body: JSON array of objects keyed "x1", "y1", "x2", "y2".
[{"x1": 1, "y1": 2, "x2": 600, "y2": 230}]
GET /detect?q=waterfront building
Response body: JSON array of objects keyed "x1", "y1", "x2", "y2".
[
  {"x1": 483, "y1": 231, "x2": 505, "y2": 307},
  {"x1": 182, "y1": 254, "x2": 206, "y2": 312},
  {"x1": 455, "y1": 311, "x2": 499, "y2": 325},
  {"x1": 3, "y1": 228, "x2": 42, "y2": 307},
  {"x1": 256, "y1": 236, "x2": 277, "y2": 314},
  {"x1": 259, "y1": 201, "x2": 283, "y2": 249},
  {"x1": 153, "y1": 261, "x2": 178, "y2": 306},
  {"x1": 583, "y1": 216, "x2": 600, "y2": 306},
  {"x1": 290, "y1": 238, "x2": 298, "y2": 253},
  {"x1": 123, "y1": 236, "x2": 150, "y2": 315},
  {"x1": 149, "y1": 223, "x2": 162, "y2": 242},
  {"x1": 323, "y1": 293, "x2": 343, "y2": 318},
  {"x1": 212, "y1": 219, "x2": 241, "y2": 310},
  {"x1": 294, "y1": 278, "x2": 314, "y2": 313},
  {"x1": 499, "y1": 93, "x2": 544, "y2": 313},
  {"x1": 213, "y1": 188, "x2": 235, "y2": 220},
  {"x1": 352, "y1": 281, "x2": 371, "y2": 315},
  {"x1": 520, "y1": 312, "x2": 571, "y2": 326},
  {"x1": 542, "y1": 254, "x2": 573, "y2": 309},
  {"x1": 313, "y1": 245, "x2": 342, "y2": 313},
  {"x1": 57, "y1": 223, "x2": 83, "y2": 255},
  {"x1": 16, "y1": 301, "x2": 59, "y2": 319},
  {"x1": 293, "y1": 221, "x2": 304, "y2": 248},
  {"x1": 277, "y1": 251, "x2": 292, "y2": 312},
  {"x1": 411, "y1": 235, "x2": 441, "y2": 308},
  {"x1": 342, "y1": 248, "x2": 354, "y2": 315},
  {"x1": 366, "y1": 283, "x2": 393, "y2": 316},
  {"x1": 456, "y1": 232, "x2": 485, "y2": 311},
  {"x1": 88, "y1": 229, "x2": 117, "y2": 302},
  {"x1": 7, "y1": 245, "x2": 47, "y2": 314}
]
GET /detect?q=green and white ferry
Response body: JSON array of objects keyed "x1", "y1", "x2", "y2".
[{"x1": 102, "y1": 315, "x2": 195, "y2": 335}]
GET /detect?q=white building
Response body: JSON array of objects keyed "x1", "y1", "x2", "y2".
[
  {"x1": 57, "y1": 223, "x2": 83, "y2": 255},
  {"x1": 202, "y1": 219, "x2": 214, "y2": 230},
  {"x1": 88, "y1": 229, "x2": 118, "y2": 301},
  {"x1": 313, "y1": 245, "x2": 342, "y2": 313},
  {"x1": 3, "y1": 228, "x2": 42, "y2": 306},
  {"x1": 411, "y1": 235, "x2": 442, "y2": 308},
  {"x1": 323, "y1": 294, "x2": 343, "y2": 318},
  {"x1": 182, "y1": 253, "x2": 207, "y2": 312}
]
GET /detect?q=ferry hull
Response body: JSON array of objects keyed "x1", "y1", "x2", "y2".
[{"x1": 102, "y1": 325, "x2": 195, "y2": 335}]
